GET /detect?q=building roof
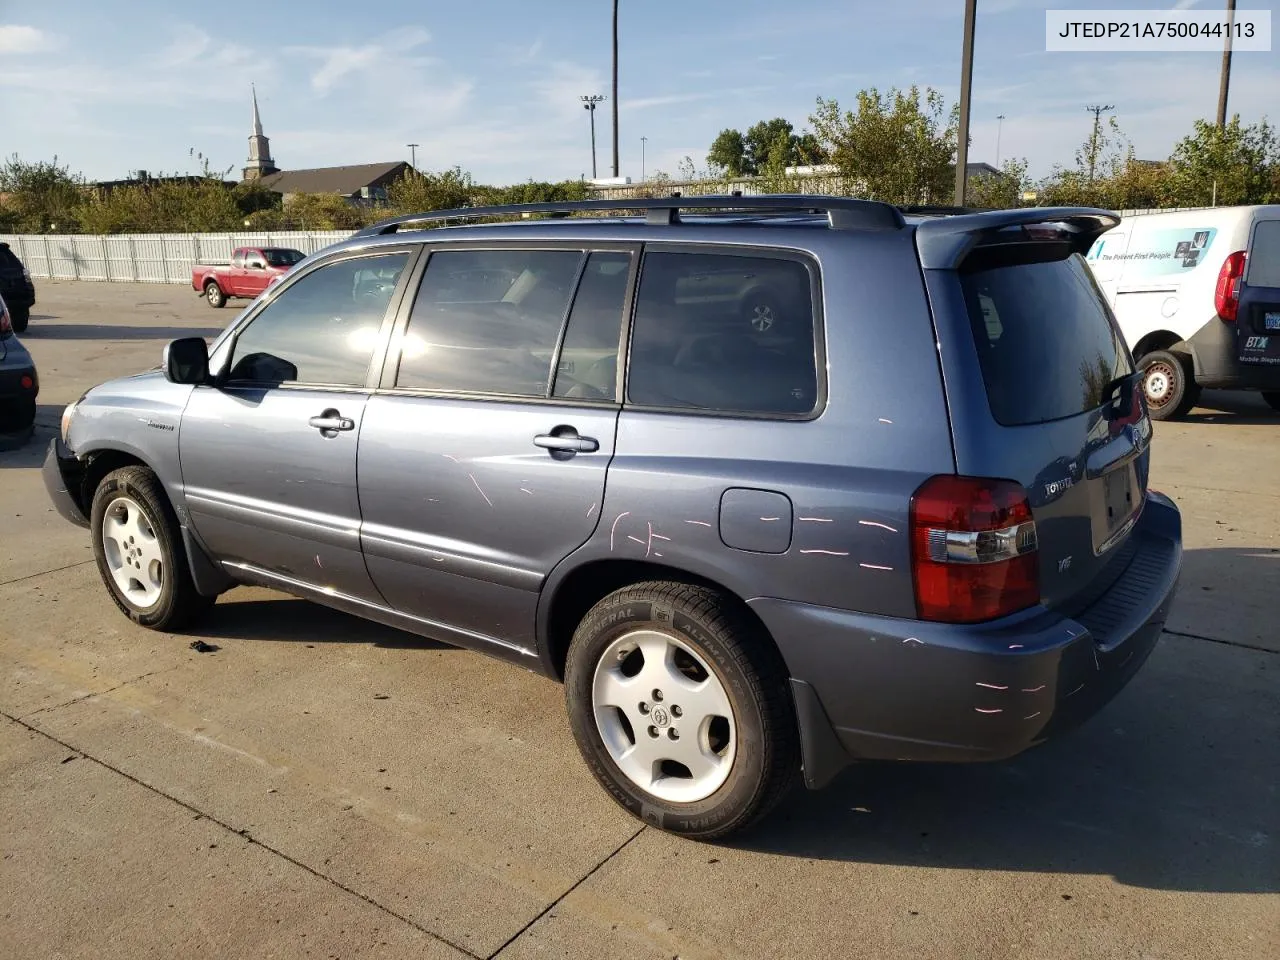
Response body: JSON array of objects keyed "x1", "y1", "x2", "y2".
[{"x1": 254, "y1": 162, "x2": 409, "y2": 196}]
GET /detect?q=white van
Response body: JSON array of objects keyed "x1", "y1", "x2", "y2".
[{"x1": 1085, "y1": 205, "x2": 1280, "y2": 419}]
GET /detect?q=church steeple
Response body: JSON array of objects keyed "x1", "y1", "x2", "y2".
[{"x1": 243, "y1": 84, "x2": 279, "y2": 181}]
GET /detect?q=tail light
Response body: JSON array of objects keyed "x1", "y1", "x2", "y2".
[
  {"x1": 1214, "y1": 251, "x2": 1247, "y2": 322},
  {"x1": 910, "y1": 476, "x2": 1040, "y2": 623}
]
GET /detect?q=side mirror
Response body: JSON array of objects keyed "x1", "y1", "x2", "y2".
[{"x1": 164, "y1": 337, "x2": 210, "y2": 385}]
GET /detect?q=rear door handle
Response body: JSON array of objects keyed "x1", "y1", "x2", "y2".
[
  {"x1": 309, "y1": 411, "x2": 355, "y2": 433},
  {"x1": 534, "y1": 430, "x2": 599, "y2": 454}
]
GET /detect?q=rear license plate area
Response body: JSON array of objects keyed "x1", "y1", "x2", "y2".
[
  {"x1": 1265, "y1": 311, "x2": 1280, "y2": 332},
  {"x1": 1096, "y1": 465, "x2": 1139, "y2": 553}
]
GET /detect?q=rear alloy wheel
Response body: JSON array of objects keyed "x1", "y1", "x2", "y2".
[
  {"x1": 1138, "y1": 349, "x2": 1199, "y2": 421},
  {"x1": 90, "y1": 465, "x2": 214, "y2": 630},
  {"x1": 564, "y1": 582, "x2": 798, "y2": 840},
  {"x1": 204, "y1": 281, "x2": 226, "y2": 308},
  {"x1": 1262, "y1": 391, "x2": 1280, "y2": 412},
  {"x1": 742, "y1": 290, "x2": 783, "y2": 335}
]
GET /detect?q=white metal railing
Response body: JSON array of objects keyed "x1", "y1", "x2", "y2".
[{"x1": 0, "y1": 231, "x2": 355, "y2": 284}]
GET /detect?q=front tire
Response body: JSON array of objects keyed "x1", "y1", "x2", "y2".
[
  {"x1": 1262, "y1": 391, "x2": 1280, "y2": 412},
  {"x1": 10, "y1": 305, "x2": 29, "y2": 332},
  {"x1": 90, "y1": 466, "x2": 214, "y2": 630},
  {"x1": 564, "y1": 582, "x2": 798, "y2": 840},
  {"x1": 1138, "y1": 349, "x2": 1199, "y2": 421},
  {"x1": 204, "y1": 281, "x2": 226, "y2": 308}
]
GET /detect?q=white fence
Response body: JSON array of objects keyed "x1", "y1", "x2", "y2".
[{"x1": 0, "y1": 231, "x2": 355, "y2": 285}]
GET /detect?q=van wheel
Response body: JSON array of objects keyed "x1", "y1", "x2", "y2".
[
  {"x1": 1262, "y1": 392, "x2": 1280, "y2": 412},
  {"x1": 10, "y1": 305, "x2": 29, "y2": 332},
  {"x1": 564, "y1": 581, "x2": 798, "y2": 840},
  {"x1": 90, "y1": 466, "x2": 215, "y2": 631},
  {"x1": 1139, "y1": 350, "x2": 1198, "y2": 421},
  {"x1": 204, "y1": 282, "x2": 226, "y2": 308}
]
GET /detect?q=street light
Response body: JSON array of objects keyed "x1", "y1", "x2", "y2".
[
  {"x1": 582, "y1": 95, "x2": 606, "y2": 180},
  {"x1": 995, "y1": 115, "x2": 1005, "y2": 167},
  {"x1": 641, "y1": 136, "x2": 648, "y2": 182}
]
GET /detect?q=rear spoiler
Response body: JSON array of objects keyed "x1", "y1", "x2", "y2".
[{"x1": 913, "y1": 207, "x2": 1120, "y2": 270}]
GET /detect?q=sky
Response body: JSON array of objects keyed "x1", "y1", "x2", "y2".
[{"x1": 1, "y1": 0, "x2": 1276, "y2": 186}]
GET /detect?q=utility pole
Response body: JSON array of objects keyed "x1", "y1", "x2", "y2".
[
  {"x1": 641, "y1": 136, "x2": 647, "y2": 182},
  {"x1": 1217, "y1": 0, "x2": 1236, "y2": 128},
  {"x1": 954, "y1": 0, "x2": 977, "y2": 206},
  {"x1": 1084, "y1": 104, "x2": 1114, "y2": 182},
  {"x1": 995, "y1": 114, "x2": 1006, "y2": 168},
  {"x1": 406, "y1": 143, "x2": 419, "y2": 169},
  {"x1": 612, "y1": 0, "x2": 620, "y2": 178},
  {"x1": 582, "y1": 95, "x2": 605, "y2": 179}
]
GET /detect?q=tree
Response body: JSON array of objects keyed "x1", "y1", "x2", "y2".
[
  {"x1": 707, "y1": 128, "x2": 748, "y2": 177},
  {"x1": 743, "y1": 118, "x2": 796, "y2": 174},
  {"x1": 386, "y1": 166, "x2": 478, "y2": 217},
  {"x1": 1166, "y1": 116, "x2": 1279, "y2": 206},
  {"x1": 965, "y1": 158, "x2": 1030, "y2": 209},
  {"x1": 810, "y1": 86, "x2": 957, "y2": 204},
  {"x1": 793, "y1": 133, "x2": 828, "y2": 166},
  {"x1": 0, "y1": 155, "x2": 85, "y2": 232}
]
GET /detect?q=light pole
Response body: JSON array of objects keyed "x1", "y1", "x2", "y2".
[
  {"x1": 612, "y1": 0, "x2": 620, "y2": 178},
  {"x1": 641, "y1": 136, "x2": 647, "y2": 182},
  {"x1": 954, "y1": 0, "x2": 977, "y2": 206},
  {"x1": 582, "y1": 95, "x2": 605, "y2": 179},
  {"x1": 407, "y1": 143, "x2": 419, "y2": 169},
  {"x1": 995, "y1": 115, "x2": 1005, "y2": 168},
  {"x1": 1217, "y1": 0, "x2": 1237, "y2": 128}
]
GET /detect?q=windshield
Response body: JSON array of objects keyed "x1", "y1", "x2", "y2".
[{"x1": 264, "y1": 249, "x2": 305, "y2": 267}]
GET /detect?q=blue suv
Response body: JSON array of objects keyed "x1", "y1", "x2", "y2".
[{"x1": 44, "y1": 197, "x2": 1182, "y2": 839}]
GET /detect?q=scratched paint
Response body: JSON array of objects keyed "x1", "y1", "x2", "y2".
[
  {"x1": 683, "y1": 520, "x2": 712, "y2": 527},
  {"x1": 520, "y1": 488, "x2": 534, "y2": 495},
  {"x1": 586, "y1": 502, "x2": 597, "y2": 518},
  {"x1": 468, "y1": 473, "x2": 494, "y2": 507},
  {"x1": 759, "y1": 516, "x2": 780, "y2": 521},
  {"x1": 627, "y1": 535, "x2": 646, "y2": 545},
  {"x1": 1008, "y1": 644, "x2": 1025, "y2": 650},
  {"x1": 1021, "y1": 685, "x2": 1046, "y2": 693},
  {"x1": 799, "y1": 549, "x2": 850, "y2": 556},
  {"x1": 858, "y1": 520, "x2": 899, "y2": 533},
  {"x1": 442, "y1": 454, "x2": 459, "y2": 462},
  {"x1": 902, "y1": 637, "x2": 924, "y2": 646},
  {"x1": 859, "y1": 563, "x2": 893, "y2": 571},
  {"x1": 878, "y1": 418, "x2": 893, "y2": 424},
  {"x1": 609, "y1": 512, "x2": 632, "y2": 550},
  {"x1": 797, "y1": 517, "x2": 833, "y2": 523},
  {"x1": 1065, "y1": 683, "x2": 1085, "y2": 698},
  {"x1": 1023, "y1": 712, "x2": 1042, "y2": 720},
  {"x1": 975, "y1": 682, "x2": 1009, "y2": 690},
  {"x1": 974, "y1": 707, "x2": 1003, "y2": 714}
]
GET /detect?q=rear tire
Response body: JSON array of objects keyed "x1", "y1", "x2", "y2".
[
  {"x1": 1138, "y1": 349, "x2": 1199, "y2": 421},
  {"x1": 204, "y1": 282, "x2": 226, "y2": 308},
  {"x1": 90, "y1": 465, "x2": 215, "y2": 631},
  {"x1": 564, "y1": 581, "x2": 799, "y2": 840},
  {"x1": 1262, "y1": 392, "x2": 1280, "y2": 412},
  {"x1": 10, "y1": 305, "x2": 29, "y2": 332},
  {"x1": 0, "y1": 397, "x2": 35, "y2": 433}
]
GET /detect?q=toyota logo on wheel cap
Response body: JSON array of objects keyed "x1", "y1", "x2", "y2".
[{"x1": 650, "y1": 706, "x2": 670, "y2": 727}]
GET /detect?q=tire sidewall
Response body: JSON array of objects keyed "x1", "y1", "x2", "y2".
[
  {"x1": 205, "y1": 282, "x2": 225, "y2": 307},
  {"x1": 11, "y1": 305, "x2": 29, "y2": 332},
  {"x1": 90, "y1": 470, "x2": 182, "y2": 627},
  {"x1": 1138, "y1": 351, "x2": 1189, "y2": 421},
  {"x1": 565, "y1": 593, "x2": 771, "y2": 837}
]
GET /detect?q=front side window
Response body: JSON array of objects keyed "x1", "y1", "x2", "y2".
[
  {"x1": 227, "y1": 252, "x2": 409, "y2": 386},
  {"x1": 264, "y1": 248, "x2": 305, "y2": 267},
  {"x1": 395, "y1": 249, "x2": 585, "y2": 396},
  {"x1": 627, "y1": 251, "x2": 818, "y2": 414}
]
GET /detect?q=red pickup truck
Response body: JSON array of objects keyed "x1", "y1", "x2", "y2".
[{"x1": 191, "y1": 246, "x2": 305, "y2": 308}]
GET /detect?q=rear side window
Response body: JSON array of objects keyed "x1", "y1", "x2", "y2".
[
  {"x1": 1247, "y1": 220, "x2": 1280, "y2": 289},
  {"x1": 627, "y1": 251, "x2": 818, "y2": 415},
  {"x1": 960, "y1": 251, "x2": 1134, "y2": 427},
  {"x1": 396, "y1": 249, "x2": 584, "y2": 396}
]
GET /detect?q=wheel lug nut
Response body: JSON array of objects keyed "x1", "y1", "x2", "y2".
[
  {"x1": 668, "y1": 728, "x2": 679, "y2": 740},
  {"x1": 670, "y1": 705, "x2": 682, "y2": 718},
  {"x1": 652, "y1": 689, "x2": 663, "y2": 702},
  {"x1": 648, "y1": 726, "x2": 659, "y2": 738},
  {"x1": 638, "y1": 702, "x2": 649, "y2": 714}
]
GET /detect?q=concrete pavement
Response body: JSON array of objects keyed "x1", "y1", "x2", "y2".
[{"x1": 2, "y1": 281, "x2": 1276, "y2": 959}]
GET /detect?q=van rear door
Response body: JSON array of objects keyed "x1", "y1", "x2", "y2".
[
  {"x1": 917, "y1": 210, "x2": 1150, "y2": 614},
  {"x1": 1236, "y1": 217, "x2": 1280, "y2": 367}
]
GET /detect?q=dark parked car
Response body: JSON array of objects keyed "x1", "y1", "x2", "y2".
[
  {"x1": 0, "y1": 293, "x2": 38, "y2": 435},
  {"x1": 0, "y1": 242, "x2": 35, "y2": 332},
  {"x1": 44, "y1": 196, "x2": 1182, "y2": 839}
]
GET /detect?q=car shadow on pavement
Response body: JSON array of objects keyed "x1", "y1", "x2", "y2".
[
  {"x1": 1183, "y1": 390, "x2": 1280, "y2": 424},
  {"x1": 20, "y1": 323, "x2": 225, "y2": 341},
  {"x1": 734, "y1": 546, "x2": 1279, "y2": 895},
  {"x1": 193, "y1": 595, "x2": 449, "y2": 651}
]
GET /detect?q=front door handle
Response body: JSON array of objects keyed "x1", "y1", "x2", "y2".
[
  {"x1": 534, "y1": 428, "x2": 599, "y2": 454},
  {"x1": 309, "y1": 409, "x2": 355, "y2": 434}
]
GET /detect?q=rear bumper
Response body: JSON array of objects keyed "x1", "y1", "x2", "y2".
[
  {"x1": 43, "y1": 437, "x2": 89, "y2": 527},
  {"x1": 1188, "y1": 317, "x2": 1280, "y2": 389},
  {"x1": 752, "y1": 494, "x2": 1182, "y2": 788}
]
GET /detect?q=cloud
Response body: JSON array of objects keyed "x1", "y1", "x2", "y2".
[
  {"x1": 1173, "y1": 0, "x2": 1202, "y2": 9},
  {"x1": 288, "y1": 27, "x2": 433, "y2": 94},
  {"x1": 623, "y1": 93, "x2": 714, "y2": 112},
  {"x1": 0, "y1": 24, "x2": 58, "y2": 53}
]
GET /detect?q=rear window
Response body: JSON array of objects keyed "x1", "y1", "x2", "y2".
[
  {"x1": 1247, "y1": 220, "x2": 1280, "y2": 289},
  {"x1": 960, "y1": 251, "x2": 1134, "y2": 427}
]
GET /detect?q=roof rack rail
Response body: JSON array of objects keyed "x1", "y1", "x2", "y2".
[
  {"x1": 898, "y1": 204, "x2": 980, "y2": 216},
  {"x1": 351, "y1": 194, "x2": 905, "y2": 238}
]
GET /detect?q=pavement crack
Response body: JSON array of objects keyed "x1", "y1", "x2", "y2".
[
  {"x1": 0, "y1": 710, "x2": 487, "y2": 960},
  {"x1": 0, "y1": 559, "x2": 95, "y2": 588},
  {"x1": 19, "y1": 667, "x2": 177, "y2": 720},
  {"x1": 487, "y1": 825, "x2": 646, "y2": 959},
  {"x1": 1163, "y1": 628, "x2": 1276, "y2": 655}
]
